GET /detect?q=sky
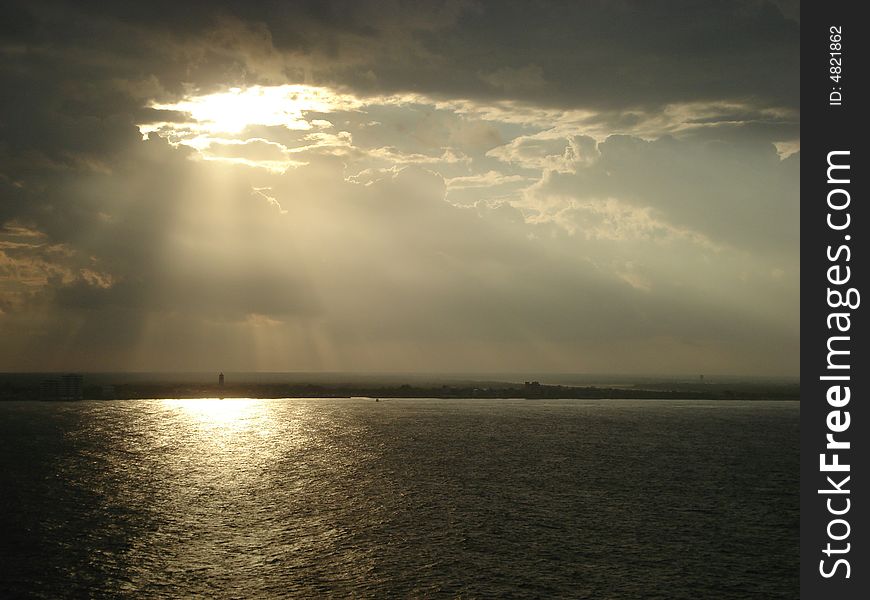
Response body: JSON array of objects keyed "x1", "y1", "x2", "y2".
[{"x1": 0, "y1": 0, "x2": 800, "y2": 375}]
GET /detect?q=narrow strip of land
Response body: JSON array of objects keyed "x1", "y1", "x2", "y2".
[{"x1": 0, "y1": 379, "x2": 800, "y2": 401}]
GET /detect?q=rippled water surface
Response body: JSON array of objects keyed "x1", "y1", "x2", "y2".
[{"x1": 0, "y1": 399, "x2": 798, "y2": 598}]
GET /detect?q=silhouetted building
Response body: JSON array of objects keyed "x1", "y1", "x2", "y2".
[
  {"x1": 219, "y1": 372, "x2": 225, "y2": 386},
  {"x1": 524, "y1": 381, "x2": 543, "y2": 397},
  {"x1": 40, "y1": 378, "x2": 60, "y2": 401},
  {"x1": 60, "y1": 374, "x2": 83, "y2": 400},
  {"x1": 40, "y1": 374, "x2": 83, "y2": 401}
]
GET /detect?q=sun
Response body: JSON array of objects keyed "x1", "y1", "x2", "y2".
[
  {"x1": 136, "y1": 84, "x2": 363, "y2": 172},
  {"x1": 142, "y1": 84, "x2": 360, "y2": 138}
]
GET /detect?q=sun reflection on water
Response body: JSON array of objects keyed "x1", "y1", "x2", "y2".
[{"x1": 162, "y1": 397, "x2": 265, "y2": 431}]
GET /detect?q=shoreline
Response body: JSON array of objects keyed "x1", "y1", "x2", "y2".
[{"x1": 1, "y1": 381, "x2": 801, "y2": 402}]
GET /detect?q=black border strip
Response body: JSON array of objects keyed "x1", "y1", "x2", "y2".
[{"x1": 801, "y1": 2, "x2": 866, "y2": 596}]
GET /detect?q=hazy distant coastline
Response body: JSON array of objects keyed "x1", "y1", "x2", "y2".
[{"x1": 0, "y1": 373, "x2": 800, "y2": 401}]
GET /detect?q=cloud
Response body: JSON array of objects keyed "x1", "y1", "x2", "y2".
[
  {"x1": 195, "y1": 138, "x2": 303, "y2": 172},
  {"x1": 487, "y1": 134, "x2": 598, "y2": 172},
  {"x1": 4, "y1": 1, "x2": 798, "y2": 110},
  {"x1": 446, "y1": 171, "x2": 529, "y2": 190},
  {"x1": 480, "y1": 64, "x2": 546, "y2": 92},
  {"x1": 524, "y1": 134, "x2": 800, "y2": 256}
]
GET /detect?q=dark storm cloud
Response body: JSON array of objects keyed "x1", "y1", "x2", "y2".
[{"x1": 4, "y1": 1, "x2": 798, "y2": 107}]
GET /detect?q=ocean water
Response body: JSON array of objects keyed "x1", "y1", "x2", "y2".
[{"x1": 0, "y1": 398, "x2": 798, "y2": 598}]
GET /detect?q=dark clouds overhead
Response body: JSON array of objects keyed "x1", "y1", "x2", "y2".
[{"x1": 4, "y1": 1, "x2": 799, "y2": 105}]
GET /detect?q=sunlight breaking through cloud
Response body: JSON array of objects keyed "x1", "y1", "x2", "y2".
[
  {"x1": 141, "y1": 85, "x2": 363, "y2": 137},
  {"x1": 1, "y1": 0, "x2": 799, "y2": 374}
]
